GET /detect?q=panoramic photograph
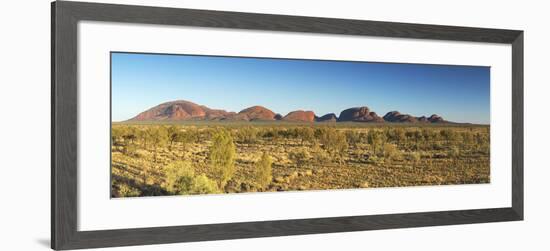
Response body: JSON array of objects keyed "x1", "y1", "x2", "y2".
[{"x1": 110, "y1": 52, "x2": 490, "y2": 198}]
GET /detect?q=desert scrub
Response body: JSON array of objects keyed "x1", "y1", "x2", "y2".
[
  {"x1": 311, "y1": 143, "x2": 331, "y2": 164},
  {"x1": 143, "y1": 126, "x2": 169, "y2": 161},
  {"x1": 386, "y1": 128, "x2": 406, "y2": 143},
  {"x1": 368, "y1": 155, "x2": 384, "y2": 165},
  {"x1": 164, "y1": 161, "x2": 220, "y2": 195},
  {"x1": 111, "y1": 123, "x2": 491, "y2": 196},
  {"x1": 316, "y1": 127, "x2": 348, "y2": 162},
  {"x1": 253, "y1": 152, "x2": 273, "y2": 189},
  {"x1": 448, "y1": 146, "x2": 460, "y2": 158},
  {"x1": 190, "y1": 174, "x2": 220, "y2": 194},
  {"x1": 117, "y1": 183, "x2": 141, "y2": 197},
  {"x1": 367, "y1": 129, "x2": 386, "y2": 156},
  {"x1": 345, "y1": 130, "x2": 362, "y2": 147},
  {"x1": 440, "y1": 128, "x2": 459, "y2": 144},
  {"x1": 289, "y1": 148, "x2": 311, "y2": 167},
  {"x1": 406, "y1": 151, "x2": 421, "y2": 163},
  {"x1": 167, "y1": 125, "x2": 185, "y2": 151},
  {"x1": 235, "y1": 126, "x2": 259, "y2": 144},
  {"x1": 382, "y1": 143, "x2": 401, "y2": 160},
  {"x1": 296, "y1": 127, "x2": 315, "y2": 145},
  {"x1": 209, "y1": 129, "x2": 237, "y2": 188}
]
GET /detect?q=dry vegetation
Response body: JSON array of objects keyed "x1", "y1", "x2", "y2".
[{"x1": 111, "y1": 122, "x2": 490, "y2": 198}]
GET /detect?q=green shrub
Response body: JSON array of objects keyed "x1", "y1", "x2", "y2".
[
  {"x1": 164, "y1": 161, "x2": 220, "y2": 195},
  {"x1": 164, "y1": 161, "x2": 196, "y2": 194},
  {"x1": 209, "y1": 129, "x2": 237, "y2": 187},
  {"x1": 191, "y1": 174, "x2": 220, "y2": 194},
  {"x1": 253, "y1": 152, "x2": 273, "y2": 189}
]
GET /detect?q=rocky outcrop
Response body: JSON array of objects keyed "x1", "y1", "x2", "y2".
[
  {"x1": 128, "y1": 100, "x2": 452, "y2": 123},
  {"x1": 282, "y1": 110, "x2": 316, "y2": 122},
  {"x1": 316, "y1": 113, "x2": 338, "y2": 122},
  {"x1": 383, "y1": 111, "x2": 448, "y2": 123},
  {"x1": 427, "y1": 114, "x2": 446, "y2": 123},
  {"x1": 337, "y1": 107, "x2": 384, "y2": 122},
  {"x1": 383, "y1": 111, "x2": 418, "y2": 123},
  {"x1": 237, "y1": 106, "x2": 276, "y2": 121},
  {"x1": 129, "y1": 100, "x2": 231, "y2": 121}
]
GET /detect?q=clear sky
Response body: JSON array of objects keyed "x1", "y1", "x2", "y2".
[{"x1": 111, "y1": 52, "x2": 490, "y2": 124}]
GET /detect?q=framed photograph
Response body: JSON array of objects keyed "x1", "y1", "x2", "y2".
[{"x1": 52, "y1": 1, "x2": 523, "y2": 250}]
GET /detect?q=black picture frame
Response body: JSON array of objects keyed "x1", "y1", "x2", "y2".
[{"x1": 51, "y1": 1, "x2": 524, "y2": 250}]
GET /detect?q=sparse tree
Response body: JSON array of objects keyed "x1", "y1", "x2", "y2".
[
  {"x1": 253, "y1": 152, "x2": 273, "y2": 189},
  {"x1": 149, "y1": 127, "x2": 169, "y2": 162},
  {"x1": 122, "y1": 126, "x2": 138, "y2": 145},
  {"x1": 137, "y1": 128, "x2": 153, "y2": 149},
  {"x1": 209, "y1": 129, "x2": 237, "y2": 188},
  {"x1": 111, "y1": 126, "x2": 122, "y2": 144},
  {"x1": 167, "y1": 126, "x2": 186, "y2": 151}
]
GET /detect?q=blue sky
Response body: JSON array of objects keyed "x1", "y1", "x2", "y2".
[{"x1": 111, "y1": 52, "x2": 490, "y2": 124}]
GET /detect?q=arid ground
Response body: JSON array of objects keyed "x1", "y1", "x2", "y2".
[{"x1": 111, "y1": 122, "x2": 490, "y2": 198}]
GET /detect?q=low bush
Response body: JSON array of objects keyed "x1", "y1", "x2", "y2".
[
  {"x1": 448, "y1": 146, "x2": 460, "y2": 158},
  {"x1": 235, "y1": 126, "x2": 259, "y2": 144},
  {"x1": 253, "y1": 152, "x2": 273, "y2": 189},
  {"x1": 406, "y1": 152, "x2": 421, "y2": 163},
  {"x1": 117, "y1": 183, "x2": 141, "y2": 197},
  {"x1": 316, "y1": 127, "x2": 348, "y2": 162},
  {"x1": 164, "y1": 161, "x2": 220, "y2": 195},
  {"x1": 312, "y1": 143, "x2": 331, "y2": 165},
  {"x1": 382, "y1": 143, "x2": 400, "y2": 160},
  {"x1": 289, "y1": 148, "x2": 310, "y2": 167}
]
